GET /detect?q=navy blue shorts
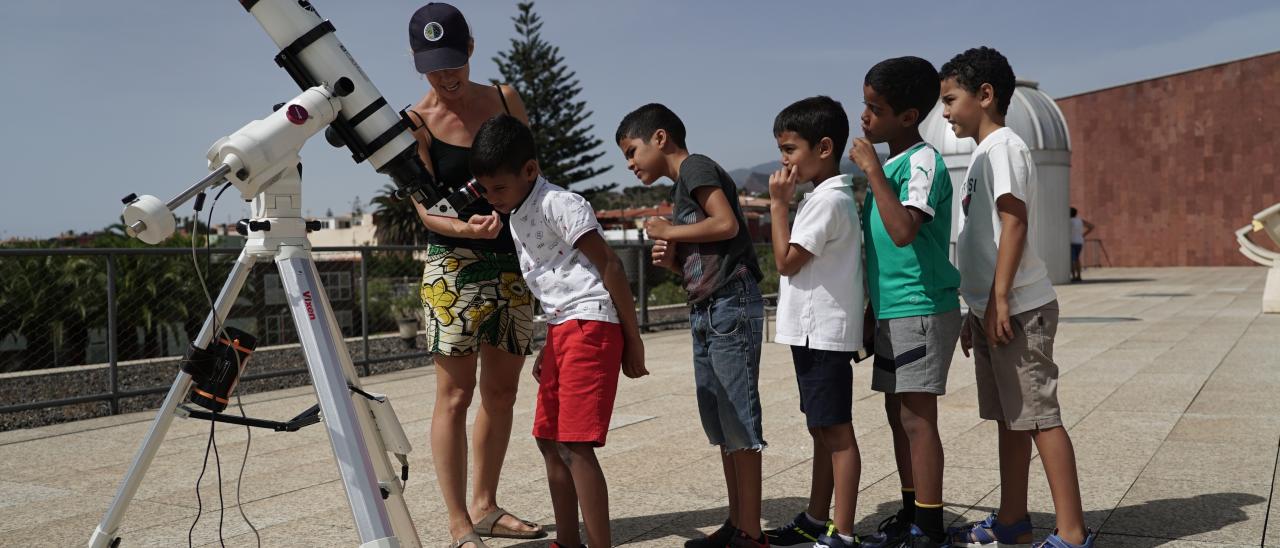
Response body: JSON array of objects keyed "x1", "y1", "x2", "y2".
[
  {"x1": 791, "y1": 345, "x2": 855, "y2": 429},
  {"x1": 1071, "y1": 243, "x2": 1084, "y2": 262}
]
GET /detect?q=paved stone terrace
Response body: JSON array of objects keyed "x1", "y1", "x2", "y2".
[{"x1": 1, "y1": 267, "x2": 1277, "y2": 547}]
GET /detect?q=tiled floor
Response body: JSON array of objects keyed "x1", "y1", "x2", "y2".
[{"x1": 1, "y1": 267, "x2": 1277, "y2": 547}]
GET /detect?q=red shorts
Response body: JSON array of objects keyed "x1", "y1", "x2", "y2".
[{"x1": 532, "y1": 319, "x2": 623, "y2": 446}]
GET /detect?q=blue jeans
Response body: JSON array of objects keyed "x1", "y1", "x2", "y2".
[{"x1": 690, "y1": 276, "x2": 766, "y2": 452}]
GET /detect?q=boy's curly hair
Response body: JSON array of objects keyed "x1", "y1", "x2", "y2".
[
  {"x1": 864, "y1": 56, "x2": 940, "y2": 126},
  {"x1": 939, "y1": 46, "x2": 1016, "y2": 116}
]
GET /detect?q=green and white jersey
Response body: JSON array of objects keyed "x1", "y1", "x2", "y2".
[{"x1": 862, "y1": 141, "x2": 961, "y2": 320}]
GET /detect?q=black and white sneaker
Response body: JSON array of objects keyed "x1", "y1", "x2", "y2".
[{"x1": 765, "y1": 512, "x2": 826, "y2": 548}]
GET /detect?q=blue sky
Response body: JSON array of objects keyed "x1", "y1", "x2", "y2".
[{"x1": 2, "y1": 0, "x2": 1278, "y2": 239}]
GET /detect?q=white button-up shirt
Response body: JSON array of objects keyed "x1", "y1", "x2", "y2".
[
  {"x1": 510, "y1": 176, "x2": 618, "y2": 325},
  {"x1": 774, "y1": 174, "x2": 865, "y2": 352}
]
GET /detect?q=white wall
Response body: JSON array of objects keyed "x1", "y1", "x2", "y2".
[{"x1": 307, "y1": 213, "x2": 377, "y2": 248}]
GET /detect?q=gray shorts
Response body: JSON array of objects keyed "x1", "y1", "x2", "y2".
[
  {"x1": 872, "y1": 309, "x2": 961, "y2": 395},
  {"x1": 971, "y1": 301, "x2": 1063, "y2": 431}
]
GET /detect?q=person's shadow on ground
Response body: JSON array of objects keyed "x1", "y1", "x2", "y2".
[{"x1": 495, "y1": 491, "x2": 1265, "y2": 546}]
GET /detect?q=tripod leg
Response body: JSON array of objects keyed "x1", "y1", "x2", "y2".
[
  {"x1": 90, "y1": 251, "x2": 258, "y2": 548},
  {"x1": 275, "y1": 249, "x2": 412, "y2": 547}
]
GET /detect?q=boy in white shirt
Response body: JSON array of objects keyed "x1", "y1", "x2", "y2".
[
  {"x1": 766, "y1": 96, "x2": 865, "y2": 548},
  {"x1": 469, "y1": 114, "x2": 649, "y2": 548},
  {"x1": 941, "y1": 47, "x2": 1094, "y2": 548}
]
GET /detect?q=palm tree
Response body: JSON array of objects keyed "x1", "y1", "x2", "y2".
[{"x1": 371, "y1": 184, "x2": 429, "y2": 246}]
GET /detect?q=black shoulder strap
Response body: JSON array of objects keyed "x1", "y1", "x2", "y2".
[
  {"x1": 494, "y1": 83, "x2": 511, "y2": 115},
  {"x1": 407, "y1": 108, "x2": 434, "y2": 139}
]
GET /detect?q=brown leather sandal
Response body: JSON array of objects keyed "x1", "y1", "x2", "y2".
[{"x1": 472, "y1": 506, "x2": 545, "y2": 539}]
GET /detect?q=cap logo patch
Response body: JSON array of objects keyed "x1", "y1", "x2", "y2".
[{"x1": 423, "y1": 22, "x2": 445, "y2": 42}]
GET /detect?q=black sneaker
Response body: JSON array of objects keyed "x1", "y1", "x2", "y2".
[
  {"x1": 686, "y1": 519, "x2": 739, "y2": 548},
  {"x1": 728, "y1": 529, "x2": 771, "y2": 548},
  {"x1": 860, "y1": 511, "x2": 911, "y2": 548},
  {"x1": 765, "y1": 512, "x2": 826, "y2": 548}
]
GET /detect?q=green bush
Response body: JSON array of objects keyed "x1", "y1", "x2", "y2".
[
  {"x1": 647, "y1": 281, "x2": 687, "y2": 306},
  {"x1": 754, "y1": 245, "x2": 779, "y2": 296}
]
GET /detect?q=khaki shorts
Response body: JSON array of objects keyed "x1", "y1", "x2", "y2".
[{"x1": 970, "y1": 300, "x2": 1063, "y2": 431}]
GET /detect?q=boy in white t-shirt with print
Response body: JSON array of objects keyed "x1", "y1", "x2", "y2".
[
  {"x1": 765, "y1": 96, "x2": 866, "y2": 548},
  {"x1": 941, "y1": 47, "x2": 1094, "y2": 548},
  {"x1": 468, "y1": 114, "x2": 649, "y2": 548}
]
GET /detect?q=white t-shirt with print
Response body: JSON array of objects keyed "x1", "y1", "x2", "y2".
[
  {"x1": 774, "y1": 174, "x2": 865, "y2": 352},
  {"x1": 510, "y1": 177, "x2": 618, "y2": 325},
  {"x1": 956, "y1": 127, "x2": 1057, "y2": 315}
]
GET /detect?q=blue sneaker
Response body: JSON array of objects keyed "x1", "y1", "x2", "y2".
[
  {"x1": 766, "y1": 512, "x2": 826, "y2": 548},
  {"x1": 896, "y1": 525, "x2": 950, "y2": 548},
  {"x1": 860, "y1": 511, "x2": 911, "y2": 548},
  {"x1": 948, "y1": 513, "x2": 1032, "y2": 546},
  {"x1": 1030, "y1": 529, "x2": 1096, "y2": 548}
]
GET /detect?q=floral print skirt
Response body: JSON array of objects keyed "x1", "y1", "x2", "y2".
[{"x1": 420, "y1": 245, "x2": 534, "y2": 357}]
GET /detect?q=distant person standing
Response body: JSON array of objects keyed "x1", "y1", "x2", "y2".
[{"x1": 1069, "y1": 207, "x2": 1095, "y2": 282}]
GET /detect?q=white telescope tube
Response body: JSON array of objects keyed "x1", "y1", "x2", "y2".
[{"x1": 238, "y1": 0, "x2": 464, "y2": 217}]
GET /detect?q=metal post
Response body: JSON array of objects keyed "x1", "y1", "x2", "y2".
[
  {"x1": 360, "y1": 247, "x2": 370, "y2": 377},
  {"x1": 637, "y1": 244, "x2": 649, "y2": 330},
  {"x1": 106, "y1": 253, "x2": 120, "y2": 415}
]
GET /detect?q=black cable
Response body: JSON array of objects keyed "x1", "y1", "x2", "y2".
[
  {"x1": 205, "y1": 183, "x2": 233, "y2": 294},
  {"x1": 234, "y1": 394, "x2": 262, "y2": 547},
  {"x1": 188, "y1": 420, "x2": 215, "y2": 548},
  {"x1": 203, "y1": 182, "x2": 244, "y2": 548},
  {"x1": 188, "y1": 183, "x2": 253, "y2": 547},
  {"x1": 212, "y1": 424, "x2": 226, "y2": 547}
]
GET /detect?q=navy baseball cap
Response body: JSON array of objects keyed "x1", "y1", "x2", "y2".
[{"x1": 409, "y1": 3, "x2": 471, "y2": 74}]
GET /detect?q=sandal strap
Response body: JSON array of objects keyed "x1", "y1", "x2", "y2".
[
  {"x1": 451, "y1": 532, "x2": 487, "y2": 548},
  {"x1": 474, "y1": 507, "x2": 511, "y2": 531},
  {"x1": 955, "y1": 513, "x2": 1032, "y2": 544}
]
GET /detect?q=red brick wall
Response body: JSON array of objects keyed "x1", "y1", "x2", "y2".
[{"x1": 1057, "y1": 51, "x2": 1280, "y2": 266}]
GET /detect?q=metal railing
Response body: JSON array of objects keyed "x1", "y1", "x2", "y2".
[{"x1": 0, "y1": 242, "x2": 776, "y2": 420}]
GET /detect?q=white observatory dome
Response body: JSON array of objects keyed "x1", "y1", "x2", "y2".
[{"x1": 921, "y1": 80, "x2": 1074, "y2": 284}]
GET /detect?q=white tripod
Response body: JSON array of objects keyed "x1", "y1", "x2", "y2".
[{"x1": 91, "y1": 86, "x2": 421, "y2": 548}]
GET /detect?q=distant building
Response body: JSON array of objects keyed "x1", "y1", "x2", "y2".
[
  {"x1": 1057, "y1": 51, "x2": 1280, "y2": 266},
  {"x1": 595, "y1": 203, "x2": 672, "y2": 242},
  {"x1": 306, "y1": 212, "x2": 378, "y2": 248},
  {"x1": 594, "y1": 198, "x2": 771, "y2": 243}
]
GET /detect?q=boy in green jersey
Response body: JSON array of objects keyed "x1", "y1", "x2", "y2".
[{"x1": 850, "y1": 57, "x2": 961, "y2": 548}]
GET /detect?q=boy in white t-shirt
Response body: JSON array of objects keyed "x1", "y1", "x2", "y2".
[
  {"x1": 765, "y1": 96, "x2": 865, "y2": 548},
  {"x1": 469, "y1": 114, "x2": 649, "y2": 548},
  {"x1": 941, "y1": 47, "x2": 1094, "y2": 548},
  {"x1": 1069, "y1": 208, "x2": 1094, "y2": 282}
]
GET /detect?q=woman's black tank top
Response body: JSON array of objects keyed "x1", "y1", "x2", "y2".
[{"x1": 419, "y1": 83, "x2": 515, "y2": 253}]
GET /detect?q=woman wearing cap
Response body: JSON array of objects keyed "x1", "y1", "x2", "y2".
[{"x1": 406, "y1": 3, "x2": 543, "y2": 546}]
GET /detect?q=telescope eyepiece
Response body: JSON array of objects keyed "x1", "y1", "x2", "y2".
[{"x1": 333, "y1": 77, "x2": 355, "y2": 97}]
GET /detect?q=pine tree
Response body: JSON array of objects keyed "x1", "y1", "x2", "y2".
[{"x1": 493, "y1": 2, "x2": 614, "y2": 197}]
